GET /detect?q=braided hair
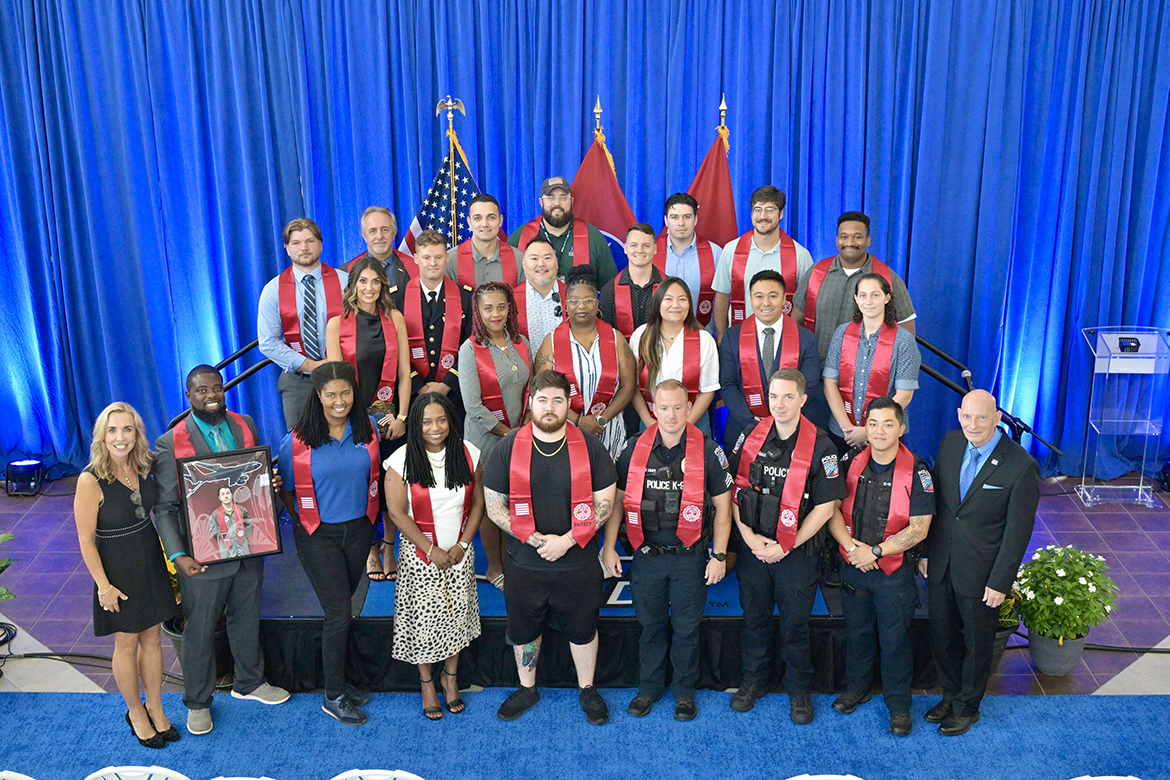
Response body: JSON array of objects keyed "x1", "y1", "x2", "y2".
[
  {"x1": 293, "y1": 361, "x2": 375, "y2": 448},
  {"x1": 402, "y1": 392, "x2": 473, "y2": 489}
]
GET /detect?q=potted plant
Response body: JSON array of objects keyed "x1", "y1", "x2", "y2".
[
  {"x1": 0, "y1": 533, "x2": 16, "y2": 602},
  {"x1": 1015, "y1": 544, "x2": 1118, "y2": 676}
]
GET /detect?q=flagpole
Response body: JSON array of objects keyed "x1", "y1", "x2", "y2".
[{"x1": 435, "y1": 95, "x2": 466, "y2": 244}]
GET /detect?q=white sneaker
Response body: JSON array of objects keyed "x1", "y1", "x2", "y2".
[
  {"x1": 231, "y1": 682, "x2": 291, "y2": 705},
  {"x1": 187, "y1": 707, "x2": 213, "y2": 735}
]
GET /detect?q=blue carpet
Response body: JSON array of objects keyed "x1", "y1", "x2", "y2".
[{"x1": 0, "y1": 691, "x2": 1164, "y2": 780}]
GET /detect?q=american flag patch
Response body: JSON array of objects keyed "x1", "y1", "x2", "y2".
[
  {"x1": 627, "y1": 511, "x2": 639, "y2": 527},
  {"x1": 299, "y1": 496, "x2": 315, "y2": 510},
  {"x1": 514, "y1": 502, "x2": 531, "y2": 516},
  {"x1": 747, "y1": 393, "x2": 763, "y2": 407},
  {"x1": 411, "y1": 347, "x2": 426, "y2": 359},
  {"x1": 492, "y1": 409, "x2": 505, "y2": 421},
  {"x1": 919, "y1": 470, "x2": 934, "y2": 493}
]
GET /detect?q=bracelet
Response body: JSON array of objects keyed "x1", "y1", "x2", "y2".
[
  {"x1": 427, "y1": 543, "x2": 434, "y2": 558},
  {"x1": 397, "y1": 413, "x2": 408, "y2": 421},
  {"x1": 458, "y1": 541, "x2": 471, "y2": 551},
  {"x1": 98, "y1": 584, "x2": 114, "y2": 596},
  {"x1": 846, "y1": 545, "x2": 857, "y2": 553}
]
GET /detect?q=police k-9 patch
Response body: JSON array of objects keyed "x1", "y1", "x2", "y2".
[
  {"x1": 822, "y1": 454, "x2": 839, "y2": 478},
  {"x1": 919, "y1": 469, "x2": 934, "y2": 493}
]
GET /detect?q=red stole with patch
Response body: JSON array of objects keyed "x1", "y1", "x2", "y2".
[
  {"x1": 623, "y1": 423, "x2": 706, "y2": 548},
  {"x1": 739, "y1": 315, "x2": 800, "y2": 418},
  {"x1": 291, "y1": 432, "x2": 379, "y2": 534},
  {"x1": 518, "y1": 217, "x2": 590, "y2": 267},
  {"x1": 839, "y1": 443, "x2": 913, "y2": 574},
  {"x1": 410, "y1": 445, "x2": 475, "y2": 563},
  {"x1": 733, "y1": 415, "x2": 816, "y2": 550},
  {"x1": 553, "y1": 321, "x2": 620, "y2": 416},
  {"x1": 456, "y1": 239, "x2": 516, "y2": 290},
  {"x1": 278, "y1": 265, "x2": 343, "y2": 357},
  {"x1": 509, "y1": 423, "x2": 595, "y2": 547},
  {"x1": 730, "y1": 230, "x2": 798, "y2": 324},
  {"x1": 839, "y1": 321, "x2": 898, "y2": 425},
  {"x1": 404, "y1": 277, "x2": 462, "y2": 382},
  {"x1": 471, "y1": 338, "x2": 531, "y2": 427},
  {"x1": 638, "y1": 328, "x2": 702, "y2": 415},
  {"x1": 803, "y1": 255, "x2": 892, "y2": 332},
  {"x1": 653, "y1": 234, "x2": 717, "y2": 325},
  {"x1": 338, "y1": 309, "x2": 400, "y2": 405},
  {"x1": 172, "y1": 412, "x2": 256, "y2": 458},
  {"x1": 215, "y1": 505, "x2": 246, "y2": 546}
]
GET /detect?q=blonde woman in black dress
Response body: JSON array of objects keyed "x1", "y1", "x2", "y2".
[{"x1": 75, "y1": 402, "x2": 180, "y2": 748}]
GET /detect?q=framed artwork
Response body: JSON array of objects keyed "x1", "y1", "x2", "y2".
[{"x1": 176, "y1": 446, "x2": 282, "y2": 566}]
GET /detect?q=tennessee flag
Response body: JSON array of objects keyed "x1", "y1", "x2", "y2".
[
  {"x1": 571, "y1": 133, "x2": 637, "y2": 246},
  {"x1": 686, "y1": 126, "x2": 737, "y2": 246}
]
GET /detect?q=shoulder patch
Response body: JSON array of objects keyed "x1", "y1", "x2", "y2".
[
  {"x1": 615, "y1": 438, "x2": 630, "y2": 460},
  {"x1": 733, "y1": 431, "x2": 746, "y2": 454},
  {"x1": 822, "y1": 453, "x2": 839, "y2": 479},
  {"x1": 714, "y1": 445, "x2": 729, "y2": 470},
  {"x1": 919, "y1": 469, "x2": 934, "y2": 493}
]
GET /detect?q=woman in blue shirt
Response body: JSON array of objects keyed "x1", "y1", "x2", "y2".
[{"x1": 278, "y1": 361, "x2": 380, "y2": 726}]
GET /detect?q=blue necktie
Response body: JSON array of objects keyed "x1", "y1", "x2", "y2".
[
  {"x1": 302, "y1": 275, "x2": 321, "y2": 360},
  {"x1": 959, "y1": 450, "x2": 982, "y2": 500}
]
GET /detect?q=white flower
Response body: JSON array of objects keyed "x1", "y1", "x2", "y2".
[
  {"x1": 1096, "y1": 555, "x2": 1105, "y2": 562},
  {"x1": 1054, "y1": 596, "x2": 1064, "y2": 605},
  {"x1": 1056, "y1": 568, "x2": 1066, "y2": 577},
  {"x1": 1088, "y1": 584, "x2": 1096, "y2": 593},
  {"x1": 1024, "y1": 589, "x2": 1035, "y2": 599},
  {"x1": 1033, "y1": 552, "x2": 1041, "y2": 560},
  {"x1": 1046, "y1": 544, "x2": 1055, "y2": 550},
  {"x1": 1106, "y1": 604, "x2": 1112, "y2": 612},
  {"x1": 1079, "y1": 577, "x2": 1087, "y2": 585}
]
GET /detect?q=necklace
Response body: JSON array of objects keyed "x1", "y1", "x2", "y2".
[
  {"x1": 115, "y1": 471, "x2": 138, "y2": 491},
  {"x1": 532, "y1": 436, "x2": 567, "y2": 457}
]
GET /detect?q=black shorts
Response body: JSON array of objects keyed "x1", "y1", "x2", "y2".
[{"x1": 504, "y1": 562, "x2": 603, "y2": 646}]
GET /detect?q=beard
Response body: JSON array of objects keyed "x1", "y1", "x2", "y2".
[
  {"x1": 191, "y1": 405, "x2": 228, "y2": 426},
  {"x1": 543, "y1": 207, "x2": 571, "y2": 229},
  {"x1": 533, "y1": 412, "x2": 567, "y2": 434}
]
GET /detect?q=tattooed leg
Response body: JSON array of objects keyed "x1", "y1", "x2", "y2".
[{"x1": 514, "y1": 636, "x2": 542, "y2": 687}]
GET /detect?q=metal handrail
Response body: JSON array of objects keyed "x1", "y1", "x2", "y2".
[{"x1": 166, "y1": 339, "x2": 274, "y2": 430}]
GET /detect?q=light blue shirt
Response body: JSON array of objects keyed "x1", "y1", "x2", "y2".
[
  {"x1": 257, "y1": 263, "x2": 349, "y2": 373},
  {"x1": 960, "y1": 429, "x2": 1003, "y2": 489},
  {"x1": 662, "y1": 235, "x2": 722, "y2": 316}
]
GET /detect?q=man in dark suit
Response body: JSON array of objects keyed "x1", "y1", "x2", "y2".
[
  {"x1": 152, "y1": 366, "x2": 290, "y2": 736},
  {"x1": 403, "y1": 230, "x2": 473, "y2": 421},
  {"x1": 718, "y1": 270, "x2": 821, "y2": 452},
  {"x1": 925, "y1": 389, "x2": 1040, "y2": 735},
  {"x1": 347, "y1": 206, "x2": 412, "y2": 310}
]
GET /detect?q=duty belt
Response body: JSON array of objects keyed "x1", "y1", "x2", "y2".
[{"x1": 638, "y1": 542, "x2": 704, "y2": 556}]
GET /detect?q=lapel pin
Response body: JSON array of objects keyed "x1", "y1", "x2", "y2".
[{"x1": 991, "y1": 459, "x2": 999, "y2": 466}]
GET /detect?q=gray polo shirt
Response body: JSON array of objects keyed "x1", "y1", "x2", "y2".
[{"x1": 445, "y1": 241, "x2": 526, "y2": 289}]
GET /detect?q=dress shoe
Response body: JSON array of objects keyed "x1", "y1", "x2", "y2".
[
  {"x1": 146, "y1": 713, "x2": 180, "y2": 743},
  {"x1": 322, "y1": 692, "x2": 367, "y2": 726},
  {"x1": 627, "y1": 691, "x2": 659, "y2": 718},
  {"x1": 789, "y1": 693, "x2": 815, "y2": 724},
  {"x1": 126, "y1": 711, "x2": 165, "y2": 749},
  {"x1": 889, "y1": 711, "x2": 913, "y2": 736},
  {"x1": 232, "y1": 682, "x2": 291, "y2": 705},
  {"x1": 674, "y1": 697, "x2": 697, "y2": 721},
  {"x1": 729, "y1": 682, "x2": 766, "y2": 712},
  {"x1": 497, "y1": 685, "x2": 540, "y2": 721},
  {"x1": 939, "y1": 711, "x2": 981, "y2": 736},
  {"x1": 186, "y1": 707, "x2": 212, "y2": 735},
  {"x1": 924, "y1": 699, "x2": 953, "y2": 723},
  {"x1": 579, "y1": 685, "x2": 609, "y2": 725},
  {"x1": 831, "y1": 690, "x2": 872, "y2": 714}
]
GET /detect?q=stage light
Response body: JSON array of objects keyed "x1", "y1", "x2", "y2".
[{"x1": 5, "y1": 459, "x2": 45, "y2": 496}]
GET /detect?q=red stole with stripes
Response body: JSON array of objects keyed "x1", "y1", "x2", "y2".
[
  {"x1": 553, "y1": 321, "x2": 620, "y2": 416},
  {"x1": 739, "y1": 315, "x2": 800, "y2": 418},
  {"x1": 471, "y1": 338, "x2": 531, "y2": 427},
  {"x1": 653, "y1": 234, "x2": 717, "y2": 325},
  {"x1": 623, "y1": 423, "x2": 706, "y2": 548},
  {"x1": 509, "y1": 422, "x2": 595, "y2": 547},
  {"x1": 278, "y1": 265, "x2": 343, "y2": 357},
  {"x1": 730, "y1": 230, "x2": 798, "y2": 324},
  {"x1": 456, "y1": 239, "x2": 517, "y2": 290},
  {"x1": 839, "y1": 321, "x2": 898, "y2": 425},
  {"x1": 404, "y1": 277, "x2": 461, "y2": 382},
  {"x1": 733, "y1": 416, "x2": 816, "y2": 551},
  {"x1": 172, "y1": 412, "x2": 256, "y2": 458},
  {"x1": 215, "y1": 505, "x2": 245, "y2": 546},
  {"x1": 638, "y1": 328, "x2": 701, "y2": 416},
  {"x1": 291, "y1": 432, "x2": 380, "y2": 534},
  {"x1": 611, "y1": 274, "x2": 658, "y2": 339},
  {"x1": 518, "y1": 217, "x2": 590, "y2": 267},
  {"x1": 514, "y1": 280, "x2": 567, "y2": 341},
  {"x1": 839, "y1": 443, "x2": 913, "y2": 574},
  {"x1": 803, "y1": 255, "x2": 892, "y2": 332}
]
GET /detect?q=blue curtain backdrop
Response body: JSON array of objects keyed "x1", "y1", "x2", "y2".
[{"x1": 1, "y1": 0, "x2": 1167, "y2": 478}]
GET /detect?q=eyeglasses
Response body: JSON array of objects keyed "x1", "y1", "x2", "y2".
[
  {"x1": 565, "y1": 298, "x2": 596, "y2": 308},
  {"x1": 129, "y1": 488, "x2": 145, "y2": 520},
  {"x1": 751, "y1": 206, "x2": 779, "y2": 216}
]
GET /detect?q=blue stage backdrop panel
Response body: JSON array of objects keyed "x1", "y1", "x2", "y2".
[{"x1": 0, "y1": 0, "x2": 1167, "y2": 476}]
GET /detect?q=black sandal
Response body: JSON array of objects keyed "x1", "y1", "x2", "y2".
[
  {"x1": 380, "y1": 538, "x2": 398, "y2": 582},
  {"x1": 440, "y1": 668, "x2": 464, "y2": 714},
  {"x1": 420, "y1": 676, "x2": 442, "y2": 720},
  {"x1": 367, "y1": 543, "x2": 386, "y2": 581}
]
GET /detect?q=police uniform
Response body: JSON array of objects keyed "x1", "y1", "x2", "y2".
[
  {"x1": 615, "y1": 428, "x2": 733, "y2": 701},
  {"x1": 838, "y1": 446, "x2": 935, "y2": 716},
  {"x1": 730, "y1": 418, "x2": 846, "y2": 697}
]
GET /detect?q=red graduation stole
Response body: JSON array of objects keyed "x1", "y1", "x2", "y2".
[
  {"x1": 611, "y1": 274, "x2": 658, "y2": 339},
  {"x1": 509, "y1": 422, "x2": 595, "y2": 547},
  {"x1": 653, "y1": 234, "x2": 717, "y2": 325},
  {"x1": 553, "y1": 320, "x2": 620, "y2": 416},
  {"x1": 839, "y1": 321, "x2": 898, "y2": 425},
  {"x1": 623, "y1": 423, "x2": 706, "y2": 549},
  {"x1": 733, "y1": 415, "x2": 817, "y2": 551},
  {"x1": 456, "y1": 239, "x2": 517, "y2": 290},
  {"x1": 338, "y1": 309, "x2": 400, "y2": 405},
  {"x1": 513, "y1": 280, "x2": 568, "y2": 341},
  {"x1": 803, "y1": 255, "x2": 892, "y2": 332},
  {"x1": 730, "y1": 229, "x2": 798, "y2": 324},
  {"x1": 404, "y1": 277, "x2": 462, "y2": 382},
  {"x1": 172, "y1": 412, "x2": 256, "y2": 458},
  {"x1": 348, "y1": 249, "x2": 418, "y2": 280},
  {"x1": 215, "y1": 505, "x2": 246, "y2": 546},
  {"x1": 638, "y1": 328, "x2": 702, "y2": 416},
  {"x1": 410, "y1": 445, "x2": 475, "y2": 563},
  {"x1": 278, "y1": 265, "x2": 343, "y2": 356},
  {"x1": 839, "y1": 442, "x2": 914, "y2": 575},
  {"x1": 290, "y1": 431, "x2": 380, "y2": 534},
  {"x1": 739, "y1": 315, "x2": 801, "y2": 418},
  {"x1": 471, "y1": 337, "x2": 531, "y2": 427},
  {"x1": 518, "y1": 217, "x2": 591, "y2": 268}
]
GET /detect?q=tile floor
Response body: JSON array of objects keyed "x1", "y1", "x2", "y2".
[{"x1": 2, "y1": 475, "x2": 1168, "y2": 695}]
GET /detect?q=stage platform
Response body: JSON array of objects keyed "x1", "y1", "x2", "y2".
[{"x1": 254, "y1": 514, "x2": 938, "y2": 693}]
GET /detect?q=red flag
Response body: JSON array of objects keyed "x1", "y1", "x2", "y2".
[
  {"x1": 571, "y1": 135, "x2": 637, "y2": 244},
  {"x1": 687, "y1": 128, "x2": 737, "y2": 246}
]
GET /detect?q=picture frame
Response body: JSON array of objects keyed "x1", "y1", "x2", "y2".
[{"x1": 176, "y1": 445, "x2": 282, "y2": 566}]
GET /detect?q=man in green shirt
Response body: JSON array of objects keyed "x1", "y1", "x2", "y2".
[{"x1": 508, "y1": 176, "x2": 618, "y2": 288}]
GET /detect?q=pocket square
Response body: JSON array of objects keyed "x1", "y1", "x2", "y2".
[{"x1": 982, "y1": 484, "x2": 1004, "y2": 490}]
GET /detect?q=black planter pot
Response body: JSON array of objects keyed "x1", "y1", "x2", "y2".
[{"x1": 162, "y1": 616, "x2": 234, "y2": 685}]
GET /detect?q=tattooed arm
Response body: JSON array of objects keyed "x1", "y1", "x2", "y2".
[
  {"x1": 532, "y1": 334, "x2": 556, "y2": 374},
  {"x1": 846, "y1": 514, "x2": 933, "y2": 572},
  {"x1": 485, "y1": 486, "x2": 544, "y2": 547}
]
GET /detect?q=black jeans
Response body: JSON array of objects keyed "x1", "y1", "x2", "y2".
[
  {"x1": 841, "y1": 561, "x2": 919, "y2": 713},
  {"x1": 294, "y1": 517, "x2": 374, "y2": 698},
  {"x1": 629, "y1": 549, "x2": 709, "y2": 698},
  {"x1": 736, "y1": 548, "x2": 819, "y2": 694}
]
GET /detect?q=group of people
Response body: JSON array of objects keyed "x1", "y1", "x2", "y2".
[{"x1": 72, "y1": 178, "x2": 1040, "y2": 746}]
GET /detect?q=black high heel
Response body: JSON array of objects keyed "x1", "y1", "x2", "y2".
[
  {"x1": 126, "y1": 711, "x2": 165, "y2": 749},
  {"x1": 147, "y1": 712, "x2": 181, "y2": 742}
]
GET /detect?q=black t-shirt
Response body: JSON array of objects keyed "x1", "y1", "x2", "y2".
[
  {"x1": 729, "y1": 418, "x2": 847, "y2": 521},
  {"x1": 615, "y1": 429, "x2": 734, "y2": 546},
  {"x1": 840, "y1": 448, "x2": 936, "y2": 545},
  {"x1": 482, "y1": 425, "x2": 618, "y2": 571}
]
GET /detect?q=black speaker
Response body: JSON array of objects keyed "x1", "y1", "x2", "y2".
[{"x1": 1160, "y1": 460, "x2": 1170, "y2": 493}]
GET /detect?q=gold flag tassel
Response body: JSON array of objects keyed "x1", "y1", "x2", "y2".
[{"x1": 593, "y1": 95, "x2": 616, "y2": 172}]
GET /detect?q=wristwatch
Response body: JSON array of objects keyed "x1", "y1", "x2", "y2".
[
  {"x1": 711, "y1": 552, "x2": 727, "y2": 562},
  {"x1": 596, "y1": 414, "x2": 608, "y2": 427},
  {"x1": 458, "y1": 541, "x2": 471, "y2": 551},
  {"x1": 872, "y1": 545, "x2": 884, "y2": 559}
]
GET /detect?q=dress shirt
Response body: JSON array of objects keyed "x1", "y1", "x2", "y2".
[
  {"x1": 629, "y1": 325, "x2": 720, "y2": 394},
  {"x1": 188, "y1": 414, "x2": 237, "y2": 453},
  {"x1": 712, "y1": 233, "x2": 814, "y2": 319},
  {"x1": 525, "y1": 283, "x2": 563, "y2": 359},
  {"x1": 823, "y1": 322, "x2": 921, "y2": 437},
  {"x1": 960, "y1": 429, "x2": 1003, "y2": 489},
  {"x1": 662, "y1": 236, "x2": 723, "y2": 316},
  {"x1": 257, "y1": 263, "x2": 350, "y2": 373}
]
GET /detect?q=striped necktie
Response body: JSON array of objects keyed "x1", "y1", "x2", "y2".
[{"x1": 302, "y1": 274, "x2": 321, "y2": 360}]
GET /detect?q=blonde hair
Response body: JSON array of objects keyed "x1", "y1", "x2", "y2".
[{"x1": 87, "y1": 402, "x2": 153, "y2": 481}]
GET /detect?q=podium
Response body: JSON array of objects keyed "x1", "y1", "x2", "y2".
[{"x1": 1077, "y1": 327, "x2": 1169, "y2": 507}]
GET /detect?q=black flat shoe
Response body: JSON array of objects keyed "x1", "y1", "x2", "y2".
[
  {"x1": 924, "y1": 699, "x2": 953, "y2": 723},
  {"x1": 126, "y1": 711, "x2": 165, "y2": 749},
  {"x1": 147, "y1": 712, "x2": 181, "y2": 742}
]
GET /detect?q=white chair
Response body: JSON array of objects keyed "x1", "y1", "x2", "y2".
[
  {"x1": 208, "y1": 777, "x2": 280, "y2": 780},
  {"x1": 328, "y1": 771, "x2": 427, "y2": 780},
  {"x1": 1069, "y1": 776, "x2": 1143, "y2": 780},
  {"x1": 0, "y1": 771, "x2": 39, "y2": 780},
  {"x1": 81, "y1": 768, "x2": 192, "y2": 780}
]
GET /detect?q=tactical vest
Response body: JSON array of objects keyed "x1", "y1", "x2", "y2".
[{"x1": 636, "y1": 445, "x2": 712, "y2": 548}]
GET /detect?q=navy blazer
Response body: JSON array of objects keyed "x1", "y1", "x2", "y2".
[
  {"x1": 927, "y1": 429, "x2": 1040, "y2": 597},
  {"x1": 718, "y1": 317, "x2": 822, "y2": 450}
]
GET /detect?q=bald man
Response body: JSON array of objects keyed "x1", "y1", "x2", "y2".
[{"x1": 923, "y1": 390, "x2": 1039, "y2": 736}]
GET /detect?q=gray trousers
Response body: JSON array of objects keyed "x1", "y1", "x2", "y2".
[
  {"x1": 277, "y1": 371, "x2": 314, "y2": 430},
  {"x1": 178, "y1": 556, "x2": 265, "y2": 710}
]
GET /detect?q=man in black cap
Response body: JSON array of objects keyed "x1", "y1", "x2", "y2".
[{"x1": 508, "y1": 176, "x2": 617, "y2": 288}]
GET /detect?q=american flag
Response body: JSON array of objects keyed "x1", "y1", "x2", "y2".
[{"x1": 398, "y1": 136, "x2": 483, "y2": 256}]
